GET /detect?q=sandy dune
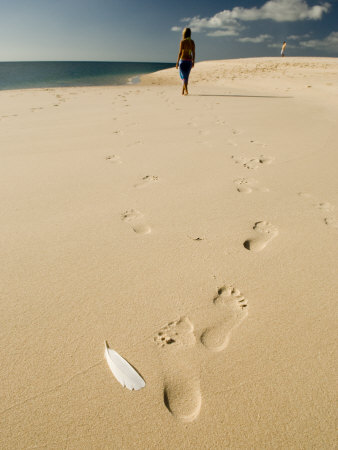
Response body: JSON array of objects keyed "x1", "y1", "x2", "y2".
[{"x1": 0, "y1": 57, "x2": 337, "y2": 449}]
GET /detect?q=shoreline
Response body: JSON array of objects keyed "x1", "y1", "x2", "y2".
[{"x1": 1, "y1": 56, "x2": 337, "y2": 93}]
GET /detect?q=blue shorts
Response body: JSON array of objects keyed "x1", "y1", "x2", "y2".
[{"x1": 179, "y1": 60, "x2": 193, "y2": 83}]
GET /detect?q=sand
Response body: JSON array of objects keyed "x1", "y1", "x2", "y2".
[{"x1": 0, "y1": 57, "x2": 337, "y2": 449}]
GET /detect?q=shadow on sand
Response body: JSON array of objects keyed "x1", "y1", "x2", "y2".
[{"x1": 191, "y1": 94, "x2": 293, "y2": 99}]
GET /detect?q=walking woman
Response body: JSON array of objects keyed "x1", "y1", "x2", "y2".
[{"x1": 176, "y1": 28, "x2": 195, "y2": 95}]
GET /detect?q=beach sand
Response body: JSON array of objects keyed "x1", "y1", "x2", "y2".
[{"x1": 0, "y1": 57, "x2": 337, "y2": 449}]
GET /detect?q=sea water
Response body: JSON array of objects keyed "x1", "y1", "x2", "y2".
[{"x1": 0, "y1": 61, "x2": 174, "y2": 91}]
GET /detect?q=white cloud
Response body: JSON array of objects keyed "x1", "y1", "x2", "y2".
[
  {"x1": 173, "y1": 1, "x2": 331, "y2": 35},
  {"x1": 251, "y1": 0, "x2": 330, "y2": 22},
  {"x1": 300, "y1": 31, "x2": 338, "y2": 49},
  {"x1": 207, "y1": 28, "x2": 240, "y2": 37},
  {"x1": 267, "y1": 34, "x2": 311, "y2": 47},
  {"x1": 171, "y1": 26, "x2": 182, "y2": 32},
  {"x1": 181, "y1": 15, "x2": 235, "y2": 33},
  {"x1": 287, "y1": 33, "x2": 311, "y2": 40},
  {"x1": 268, "y1": 42, "x2": 296, "y2": 48},
  {"x1": 238, "y1": 34, "x2": 272, "y2": 43}
]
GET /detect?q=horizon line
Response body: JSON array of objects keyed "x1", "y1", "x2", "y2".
[{"x1": 1, "y1": 55, "x2": 338, "y2": 64}]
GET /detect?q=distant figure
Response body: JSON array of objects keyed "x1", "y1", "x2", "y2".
[
  {"x1": 176, "y1": 28, "x2": 195, "y2": 95},
  {"x1": 281, "y1": 41, "x2": 286, "y2": 57}
]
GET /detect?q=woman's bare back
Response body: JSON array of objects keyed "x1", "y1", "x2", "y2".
[{"x1": 180, "y1": 38, "x2": 195, "y2": 60}]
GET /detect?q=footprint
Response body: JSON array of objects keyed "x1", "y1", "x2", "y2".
[
  {"x1": 243, "y1": 221, "x2": 279, "y2": 252},
  {"x1": 227, "y1": 139, "x2": 239, "y2": 147},
  {"x1": 324, "y1": 217, "x2": 338, "y2": 229},
  {"x1": 231, "y1": 128, "x2": 242, "y2": 135},
  {"x1": 154, "y1": 317, "x2": 201, "y2": 422},
  {"x1": 200, "y1": 285, "x2": 248, "y2": 352},
  {"x1": 199, "y1": 129, "x2": 210, "y2": 136},
  {"x1": 234, "y1": 178, "x2": 254, "y2": 193},
  {"x1": 121, "y1": 209, "x2": 151, "y2": 234},
  {"x1": 55, "y1": 95, "x2": 66, "y2": 103},
  {"x1": 154, "y1": 317, "x2": 195, "y2": 348},
  {"x1": 298, "y1": 193, "x2": 337, "y2": 228},
  {"x1": 233, "y1": 178, "x2": 269, "y2": 194},
  {"x1": 298, "y1": 192, "x2": 334, "y2": 212},
  {"x1": 316, "y1": 202, "x2": 334, "y2": 213},
  {"x1": 232, "y1": 155, "x2": 274, "y2": 170},
  {"x1": 215, "y1": 119, "x2": 227, "y2": 126},
  {"x1": 246, "y1": 156, "x2": 273, "y2": 169},
  {"x1": 250, "y1": 140, "x2": 267, "y2": 149},
  {"x1": 186, "y1": 121, "x2": 198, "y2": 128},
  {"x1": 106, "y1": 155, "x2": 121, "y2": 164},
  {"x1": 298, "y1": 192, "x2": 313, "y2": 200},
  {"x1": 243, "y1": 158, "x2": 261, "y2": 170},
  {"x1": 163, "y1": 374, "x2": 201, "y2": 423},
  {"x1": 2, "y1": 114, "x2": 18, "y2": 119},
  {"x1": 127, "y1": 140, "x2": 143, "y2": 147},
  {"x1": 134, "y1": 175, "x2": 158, "y2": 189}
]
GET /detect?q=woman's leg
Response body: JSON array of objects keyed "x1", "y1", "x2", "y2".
[{"x1": 179, "y1": 61, "x2": 192, "y2": 95}]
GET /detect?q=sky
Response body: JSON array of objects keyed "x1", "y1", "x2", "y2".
[{"x1": 0, "y1": 0, "x2": 337, "y2": 62}]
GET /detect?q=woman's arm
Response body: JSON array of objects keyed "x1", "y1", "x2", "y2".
[
  {"x1": 176, "y1": 41, "x2": 183, "y2": 69},
  {"x1": 192, "y1": 41, "x2": 195, "y2": 67}
]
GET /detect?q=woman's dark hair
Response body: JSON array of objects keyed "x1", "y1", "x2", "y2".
[{"x1": 183, "y1": 28, "x2": 191, "y2": 39}]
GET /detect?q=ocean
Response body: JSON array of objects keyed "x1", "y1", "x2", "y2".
[{"x1": 0, "y1": 61, "x2": 174, "y2": 91}]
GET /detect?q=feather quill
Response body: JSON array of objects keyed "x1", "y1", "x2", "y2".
[{"x1": 104, "y1": 342, "x2": 145, "y2": 391}]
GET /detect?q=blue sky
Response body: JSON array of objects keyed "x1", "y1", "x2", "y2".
[{"x1": 0, "y1": 0, "x2": 337, "y2": 62}]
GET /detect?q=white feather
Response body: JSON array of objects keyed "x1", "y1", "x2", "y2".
[{"x1": 104, "y1": 342, "x2": 145, "y2": 391}]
